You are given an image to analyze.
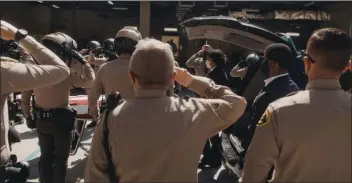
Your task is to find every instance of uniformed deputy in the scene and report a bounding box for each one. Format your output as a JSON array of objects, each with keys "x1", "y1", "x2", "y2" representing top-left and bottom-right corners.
[
  {"x1": 1, "y1": 20, "x2": 70, "y2": 171},
  {"x1": 100, "y1": 38, "x2": 118, "y2": 61},
  {"x1": 32, "y1": 32, "x2": 95, "y2": 183},
  {"x1": 185, "y1": 43, "x2": 212, "y2": 77},
  {"x1": 242, "y1": 28, "x2": 352, "y2": 182},
  {"x1": 82, "y1": 40, "x2": 108, "y2": 74},
  {"x1": 80, "y1": 40, "x2": 101, "y2": 56},
  {"x1": 84, "y1": 38, "x2": 247, "y2": 182},
  {"x1": 87, "y1": 40, "x2": 101, "y2": 51},
  {"x1": 230, "y1": 59, "x2": 248, "y2": 79},
  {"x1": 87, "y1": 27, "x2": 142, "y2": 127},
  {"x1": 230, "y1": 53, "x2": 261, "y2": 80}
]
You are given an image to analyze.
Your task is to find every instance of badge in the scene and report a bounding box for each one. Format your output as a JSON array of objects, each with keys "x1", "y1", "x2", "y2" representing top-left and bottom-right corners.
[{"x1": 257, "y1": 109, "x2": 271, "y2": 127}]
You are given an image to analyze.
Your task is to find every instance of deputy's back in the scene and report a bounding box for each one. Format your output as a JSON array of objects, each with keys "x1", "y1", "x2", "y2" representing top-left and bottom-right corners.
[
  {"x1": 242, "y1": 27, "x2": 352, "y2": 182},
  {"x1": 84, "y1": 38, "x2": 247, "y2": 182},
  {"x1": 271, "y1": 82, "x2": 351, "y2": 181},
  {"x1": 0, "y1": 30, "x2": 70, "y2": 167},
  {"x1": 87, "y1": 28, "x2": 142, "y2": 123},
  {"x1": 95, "y1": 56, "x2": 134, "y2": 99}
]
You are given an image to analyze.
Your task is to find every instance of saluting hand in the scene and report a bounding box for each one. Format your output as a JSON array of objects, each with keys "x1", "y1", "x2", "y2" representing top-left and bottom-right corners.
[
  {"x1": 0, "y1": 20, "x2": 18, "y2": 40},
  {"x1": 174, "y1": 67, "x2": 193, "y2": 87}
]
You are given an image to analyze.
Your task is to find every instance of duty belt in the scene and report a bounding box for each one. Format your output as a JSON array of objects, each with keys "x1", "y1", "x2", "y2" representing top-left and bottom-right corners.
[{"x1": 33, "y1": 107, "x2": 54, "y2": 121}]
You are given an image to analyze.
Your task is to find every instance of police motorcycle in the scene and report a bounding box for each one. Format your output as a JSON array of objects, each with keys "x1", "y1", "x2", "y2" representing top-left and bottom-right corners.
[{"x1": 179, "y1": 15, "x2": 306, "y2": 180}]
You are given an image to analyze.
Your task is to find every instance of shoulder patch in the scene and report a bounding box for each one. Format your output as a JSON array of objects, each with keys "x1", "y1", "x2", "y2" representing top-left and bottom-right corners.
[
  {"x1": 286, "y1": 91, "x2": 299, "y2": 97},
  {"x1": 1, "y1": 61, "x2": 16, "y2": 69},
  {"x1": 257, "y1": 109, "x2": 271, "y2": 127}
]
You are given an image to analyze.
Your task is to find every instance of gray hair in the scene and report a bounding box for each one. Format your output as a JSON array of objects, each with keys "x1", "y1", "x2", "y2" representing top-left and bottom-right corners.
[{"x1": 129, "y1": 38, "x2": 175, "y2": 88}]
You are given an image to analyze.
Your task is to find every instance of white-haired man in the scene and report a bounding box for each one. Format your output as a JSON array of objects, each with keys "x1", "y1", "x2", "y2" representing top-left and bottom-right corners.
[{"x1": 84, "y1": 38, "x2": 247, "y2": 182}]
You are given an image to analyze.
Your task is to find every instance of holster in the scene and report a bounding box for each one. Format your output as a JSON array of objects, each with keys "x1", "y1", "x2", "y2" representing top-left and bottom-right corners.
[{"x1": 34, "y1": 106, "x2": 77, "y2": 133}]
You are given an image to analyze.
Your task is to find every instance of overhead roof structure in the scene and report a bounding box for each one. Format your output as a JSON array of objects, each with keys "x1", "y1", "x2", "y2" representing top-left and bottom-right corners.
[{"x1": 24, "y1": 1, "x2": 336, "y2": 22}]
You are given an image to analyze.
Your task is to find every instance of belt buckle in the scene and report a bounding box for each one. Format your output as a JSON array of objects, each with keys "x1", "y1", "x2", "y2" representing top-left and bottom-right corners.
[{"x1": 42, "y1": 111, "x2": 51, "y2": 120}]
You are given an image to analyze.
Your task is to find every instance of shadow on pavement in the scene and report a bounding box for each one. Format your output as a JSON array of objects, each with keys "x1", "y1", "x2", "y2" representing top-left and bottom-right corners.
[
  {"x1": 80, "y1": 127, "x2": 95, "y2": 143},
  {"x1": 67, "y1": 157, "x2": 88, "y2": 183},
  {"x1": 27, "y1": 157, "x2": 39, "y2": 180},
  {"x1": 20, "y1": 130, "x2": 38, "y2": 141}
]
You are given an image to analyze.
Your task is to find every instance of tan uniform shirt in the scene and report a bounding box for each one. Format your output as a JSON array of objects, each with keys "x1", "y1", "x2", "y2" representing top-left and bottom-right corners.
[
  {"x1": 1, "y1": 36, "x2": 70, "y2": 167},
  {"x1": 33, "y1": 57, "x2": 95, "y2": 109},
  {"x1": 84, "y1": 53, "x2": 107, "y2": 74},
  {"x1": 84, "y1": 76, "x2": 247, "y2": 182},
  {"x1": 88, "y1": 55, "x2": 133, "y2": 120},
  {"x1": 21, "y1": 90, "x2": 33, "y2": 119},
  {"x1": 19, "y1": 47, "x2": 36, "y2": 119},
  {"x1": 186, "y1": 54, "x2": 207, "y2": 77},
  {"x1": 242, "y1": 79, "x2": 351, "y2": 182},
  {"x1": 18, "y1": 44, "x2": 36, "y2": 64}
]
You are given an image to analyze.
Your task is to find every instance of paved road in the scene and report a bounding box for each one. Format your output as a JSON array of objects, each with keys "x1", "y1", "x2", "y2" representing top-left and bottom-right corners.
[
  {"x1": 11, "y1": 121, "x2": 237, "y2": 183},
  {"x1": 12, "y1": 122, "x2": 94, "y2": 183}
]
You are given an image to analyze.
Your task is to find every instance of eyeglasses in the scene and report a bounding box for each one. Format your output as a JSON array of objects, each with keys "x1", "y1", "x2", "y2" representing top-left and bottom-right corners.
[{"x1": 301, "y1": 50, "x2": 316, "y2": 63}]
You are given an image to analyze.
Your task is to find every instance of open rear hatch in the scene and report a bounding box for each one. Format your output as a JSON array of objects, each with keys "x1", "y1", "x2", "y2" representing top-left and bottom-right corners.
[{"x1": 179, "y1": 16, "x2": 295, "y2": 53}]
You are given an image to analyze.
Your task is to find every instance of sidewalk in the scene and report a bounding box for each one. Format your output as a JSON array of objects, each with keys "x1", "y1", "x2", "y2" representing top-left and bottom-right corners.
[{"x1": 12, "y1": 122, "x2": 94, "y2": 183}]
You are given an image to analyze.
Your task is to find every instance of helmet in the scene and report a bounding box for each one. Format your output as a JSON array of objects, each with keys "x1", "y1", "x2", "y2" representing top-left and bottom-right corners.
[
  {"x1": 201, "y1": 44, "x2": 212, "y2": 51},
  {"x1": 102, "y1": 38, "x2": 115, "y2": 52},
  {"x1": 114, "y1": 27, "x2": 142, "y2": 55},
  {"x1": 42, "y1": 32, "x2": 85, "y2": 64},
  {"x1": 87, "y1": 40, "x2": 101, "y2": 51},
  {"x1": 245, "y1": 53, "x2": 260, "y2": 66},
  {"x1": 42, "y1": 32, "x2": 78, "y2": 51}
]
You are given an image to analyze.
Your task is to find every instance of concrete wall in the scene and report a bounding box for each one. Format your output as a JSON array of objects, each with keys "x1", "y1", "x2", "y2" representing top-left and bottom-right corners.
[
  {"x1": 322, "y1": 2, "x2": 352, "y2": 35},
  {"x1": 1, "y1": 2, "x2": 51, "y2": 35},
  {"x1": 0, "y1": 2, "x2": 176, "y2": 46}
]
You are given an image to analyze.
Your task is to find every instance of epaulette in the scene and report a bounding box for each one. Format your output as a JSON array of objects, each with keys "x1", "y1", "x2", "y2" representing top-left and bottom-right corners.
[{"x1": 286, "y1": 91, "x2": 299, "y2": 97}]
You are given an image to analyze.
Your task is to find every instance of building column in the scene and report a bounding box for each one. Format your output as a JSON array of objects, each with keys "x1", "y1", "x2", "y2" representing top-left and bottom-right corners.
[
  {"x1": 322, "y1": 2, "x2": 352, "y2": 35},
  {"x1": 29, "y1": 5, "x2": 51, "y2": 35},
  {"x1": 139, "y1": 1, "x2": 151, "y2": 37}
]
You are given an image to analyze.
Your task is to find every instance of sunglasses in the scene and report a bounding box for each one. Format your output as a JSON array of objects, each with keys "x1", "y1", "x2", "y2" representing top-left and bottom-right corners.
[{"x1": 301, "y1": 50, "x2": 316, "y2": 63}]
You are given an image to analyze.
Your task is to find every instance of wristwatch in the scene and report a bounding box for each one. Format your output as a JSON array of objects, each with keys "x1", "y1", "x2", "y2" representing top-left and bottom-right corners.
[{"x1": 14, "y1": 29, "x2": 28, "y2": 42}]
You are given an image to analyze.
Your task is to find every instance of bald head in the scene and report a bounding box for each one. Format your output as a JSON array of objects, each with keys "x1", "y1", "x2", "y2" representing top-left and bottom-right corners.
[
  {"x1": 307, "y1": 28, "x2": 351, "y2": 72},
  {"x1": 129, "y1": 38, "x2": 175, "y2": 89}
]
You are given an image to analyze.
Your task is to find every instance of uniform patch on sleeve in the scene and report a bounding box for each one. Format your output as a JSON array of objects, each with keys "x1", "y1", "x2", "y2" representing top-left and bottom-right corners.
[
  {"x1": 286, "y1": 91, "x2": 299, "y2": 97},
  {"x1": 1, "y1": 61, "x2": 16, "y2": 69},
  {"x1": 257, "y1": 109, "x2": 271, "y2": 127}
]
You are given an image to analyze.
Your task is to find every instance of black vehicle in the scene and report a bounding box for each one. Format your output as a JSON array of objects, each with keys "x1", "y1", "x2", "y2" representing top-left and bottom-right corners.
[
  {"x1": 179, "y1": 15, "x2": 307, "y2": 179},
  {"x1": 179, "y1": 15, "x2": 307, "y2": 92}
]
